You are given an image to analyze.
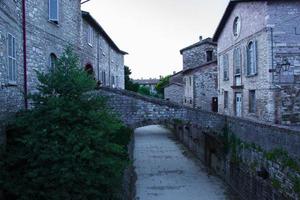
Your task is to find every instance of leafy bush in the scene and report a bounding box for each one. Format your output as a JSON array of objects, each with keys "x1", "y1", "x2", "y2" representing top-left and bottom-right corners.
[{"x1": 0, "y1": 48, "x2": 131, "y2": 200}]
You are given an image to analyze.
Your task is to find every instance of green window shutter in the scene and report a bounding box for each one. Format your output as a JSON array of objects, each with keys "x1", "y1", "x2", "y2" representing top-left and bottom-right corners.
[{"x1": 253, "y1": 40, "x2": 258, "y2": 74}]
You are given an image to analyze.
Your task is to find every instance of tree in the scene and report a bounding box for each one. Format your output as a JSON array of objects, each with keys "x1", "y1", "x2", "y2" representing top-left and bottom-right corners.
[
  {"x1": 124, "y1": 66, "x2": 139, "y2": 92},
  {"x1": 138, "y1": 86, "x2": 151, "y2": 96},
  {"x1": 155, "y1": 75, "x2": 171, "y2": 98},
  {"x1": 0, "y1": 48, "x2": 131, "y2": 200}
]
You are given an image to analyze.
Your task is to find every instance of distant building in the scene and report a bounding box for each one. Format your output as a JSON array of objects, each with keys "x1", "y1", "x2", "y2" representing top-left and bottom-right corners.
[
  {"x1": 182, "y1": 61, "x2": 218, "y2": 111},
  {"x1": 213, "y1": 0, "x2": 300, "y2": 125},
  {"x1": 180, "y1": 37, "x2": 217, "y2": 70},
  {"x1": 134, "y1": 78, "x2": 159, "y2": 94},
  {"x1": 164, "y1": 71, "x2": 184, "y2": 104},
  {"x1": 180, "y1": 37, "x2": 218, "y2": 110},
  {"x1": 81, "y1": 11, "x2": 127, "y2": 89}
]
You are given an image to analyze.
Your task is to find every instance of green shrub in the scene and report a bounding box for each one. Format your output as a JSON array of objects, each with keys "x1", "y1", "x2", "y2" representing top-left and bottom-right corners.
[{"x1": 0, "y1": 48, "x2": 131, "y2": 200}]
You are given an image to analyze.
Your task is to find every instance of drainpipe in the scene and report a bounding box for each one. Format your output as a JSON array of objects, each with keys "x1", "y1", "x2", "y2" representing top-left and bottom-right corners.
[{"x1": 22, "y1": 0, "x2": 28, "y2": 109}]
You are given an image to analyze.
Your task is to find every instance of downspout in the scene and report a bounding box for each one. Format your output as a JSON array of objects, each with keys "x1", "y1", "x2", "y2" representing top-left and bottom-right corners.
[
  {"x1": 108, "y1": 48, "x2": 111, "y2": 87},
  {"x1": 22, "y1": 0, "x2": 28, "y2": 109}
]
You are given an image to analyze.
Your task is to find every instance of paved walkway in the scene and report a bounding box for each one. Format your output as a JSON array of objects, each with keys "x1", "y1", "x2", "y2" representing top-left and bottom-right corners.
[{"x1": 134, "y1": 125, "x2": 235, "y2": 200}]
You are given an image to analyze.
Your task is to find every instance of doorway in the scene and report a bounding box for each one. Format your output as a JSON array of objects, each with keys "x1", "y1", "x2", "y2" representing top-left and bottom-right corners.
[
  {"x1": 235, "y1": 93, "x2": 242, "y2": 117},
  {"x1": 211, "y1": 97, "x2": 218, "y2": 113}
]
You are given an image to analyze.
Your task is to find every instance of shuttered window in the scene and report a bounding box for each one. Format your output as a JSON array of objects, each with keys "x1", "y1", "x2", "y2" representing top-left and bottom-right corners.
[
  {"x1": 49, "y1": 0, "x2": 59, "y2": 22},
  {"x1": 223, "y1": 54, "x2": 229, "y2": 81},
  {"x1": 8, "y1": 33, "x2": 17, "y2": 83},
  {"x1": 247, "y1": 41, "x2": 258, "y2": 76}
]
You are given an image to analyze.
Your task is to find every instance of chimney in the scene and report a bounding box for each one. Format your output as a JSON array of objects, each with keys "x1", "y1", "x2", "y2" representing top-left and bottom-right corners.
[
  {"x1": 199, "y1": 36, "x2": 203, "y2": 41},
  {"x1": 173, "y1": 71, "x2": 176, "y2": 75}
]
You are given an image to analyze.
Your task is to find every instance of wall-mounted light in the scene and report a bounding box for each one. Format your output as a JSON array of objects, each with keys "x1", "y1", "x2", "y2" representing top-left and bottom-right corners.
[{"x1": 270, "y1": 58, "x2": 291, "y2": 73}]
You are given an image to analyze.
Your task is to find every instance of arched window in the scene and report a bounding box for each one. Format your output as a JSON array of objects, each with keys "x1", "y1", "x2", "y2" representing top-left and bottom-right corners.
[
  {"x1": 85, "y1": 64, "x2": 94, "y2": 76},
  {"x1": 49, "y1": 53, "x2": 57, "y2": 69},
  {"x1": 247, "y1": 41, "x2": 257, "y2": 75},
  {"x1": 234, "y1": 48, "x2": 242, "y2": 86},
  {"x1": 233, "y1": 48, "x2": 241, "y2": 75},
  {"x1": 233, "y1": 17, "x2": 241, "y2": 37}
]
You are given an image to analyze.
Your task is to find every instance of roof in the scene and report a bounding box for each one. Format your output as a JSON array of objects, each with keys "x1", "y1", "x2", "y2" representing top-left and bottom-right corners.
[
  {"x1": 182, "y1": 60, "x2": 217, "y2": 75},
  {"x1": 82, "y1": 11, "x2": 128, "y2": 55},
  {"x1": 162, "y1": 82, "x2": 184, "y2": 89},
  {"x1": 134, "y1": 79, "x2": 160, "y2": 85},
  {"x1": 180, "y1": 38, "x2": 217, "y2": 54},
  {"x1": 212, "y1": 0, "x2": 279, "y2": 42}
]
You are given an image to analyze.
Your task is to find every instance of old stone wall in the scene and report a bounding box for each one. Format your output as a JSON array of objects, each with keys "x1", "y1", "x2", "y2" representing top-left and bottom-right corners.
[
  {"x1": 0, "y1": 0, "x2": 24, "y2": 144},
  {"x1": 267, "y1": 1, "x2": 300, "y2": 125},
  {"x1": 185, "y1": 62, "x2": 218, "y2": 111},
  {"x1": 81, "y1": 15, "x2": 125, "y2": 89},
  {"x1": 164, "y1": 83, "x2": 183, "y2": 104},
  {"x1": 181, "y1": 40, "x2": 217, "y2": 70},
  {"x1": 25, "y1": 0, "x2": 82, "y2": 94}
]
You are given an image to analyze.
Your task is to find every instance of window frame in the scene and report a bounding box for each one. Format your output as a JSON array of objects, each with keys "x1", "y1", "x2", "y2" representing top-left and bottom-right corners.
[
  {"x1": 49, "y1": 53, "x2": 57, "y2": 70},
  {"x1": 233, "y1": 16, "x2": 241, "y2": 38},
  {"x1": 88, "y1": 25, "x2": 93, "y2": 46},
  {"x1": 49, "y1": 0, "x2": 59, "y2": 23},
  {"x1": 223, "y1": 54, "x2": 229, "y2": 81},
  {"x1": 7, "y1": 33, "x2": 17, "y2": 84},
  {"x1": 224, "y1": 91, "x2": 228, "y2": 109},
  {"x1": 246, "y1": 41, "x2": 258, "y2": 76},
  {"x1": 249, "y1": 90, "x2": 256, "y2": 113}
]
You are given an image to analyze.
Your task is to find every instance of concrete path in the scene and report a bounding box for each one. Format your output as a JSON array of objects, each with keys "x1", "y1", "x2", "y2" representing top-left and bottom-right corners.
[{"x1": 134, "y1": 125, "x2": 235, "y2": 200}]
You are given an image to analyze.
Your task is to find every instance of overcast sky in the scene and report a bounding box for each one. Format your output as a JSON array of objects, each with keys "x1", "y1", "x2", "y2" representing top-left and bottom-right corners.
[{"x1": 82, "y1": 0, "x2": 229, "y2": 79}]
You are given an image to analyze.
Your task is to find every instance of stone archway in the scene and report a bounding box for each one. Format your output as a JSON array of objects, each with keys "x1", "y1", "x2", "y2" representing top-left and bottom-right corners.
[{"x1": 85, "y1": 63, "x2": 95, "y2": 77}]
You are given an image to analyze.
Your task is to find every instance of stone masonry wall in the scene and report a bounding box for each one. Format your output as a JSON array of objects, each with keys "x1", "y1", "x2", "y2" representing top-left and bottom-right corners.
[
  {"x1": 164, "y1": 84, "x2": 184, "y2": 104},
  {"x1": 81, "y1": 16, "x2": 125, "y2": 89},
  {"x1": 186, "y1": 62, "x2": 218, "y2": 111},
  {"x1": 217, "y1": 1, "x2": 277, "y2": 123},
  {"x1": 267, "y1": 1, "x2": 300, "y2": 125},
  {"x1": 25, "y1": 0, "x2": 82, "y2": 94},
  {"x1": 0, "y1": 0, "x2": 24, "y2": 144},
  {"x1": 182, "y1": 40, "x2": 217, "y2": 70}
]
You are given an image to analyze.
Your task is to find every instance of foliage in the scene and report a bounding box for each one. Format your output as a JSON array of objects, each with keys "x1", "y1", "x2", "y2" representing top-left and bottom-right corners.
[
  {"x1": 124, "y1": 66, "x2": 139, "y2": 92},
  {"x1": 155, "y1": 75, "x2": 171, "y2": 98},
  {"x1": 138, "y1": 85, "x2": 151, "y2": 96},
  {"x1": 0, "y1": 48, "x2": 131, "y2": 200}
]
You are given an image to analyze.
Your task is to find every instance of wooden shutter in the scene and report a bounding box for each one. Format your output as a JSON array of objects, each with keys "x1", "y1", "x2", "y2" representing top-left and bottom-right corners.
[{"x1": 253, "y1": 40, "x2": 258, "y2": 74}]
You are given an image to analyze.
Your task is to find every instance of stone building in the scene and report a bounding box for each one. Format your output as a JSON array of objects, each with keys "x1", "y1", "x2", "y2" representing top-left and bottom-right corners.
[
  {"x1": 180, "y1": 37, "x2": 217, "y2": 70},
  {"x1": 182, "y1": 61, "x2": 218, "y2": 112},
  {"x1": 134, "y1": 78, "x2": 159, "y2": 94},
  {"x1": 0, "y1": 0, "x2": 24, "y2": 144},
  {"x1": 180, "y1": 37, "x2": 218, "y2": 110},
  {"x1": 213, "y1": 0, "x2": 300, "y2": 125},
  {"x1": 81, "y1": 11, "x2": 127, "y2": 89},
  {"x1": 164, "y1": 71, "x2": 184, "y2": 104},
  {"x1": 0, "y1": 0, "x2": 127, "y2": 144}
]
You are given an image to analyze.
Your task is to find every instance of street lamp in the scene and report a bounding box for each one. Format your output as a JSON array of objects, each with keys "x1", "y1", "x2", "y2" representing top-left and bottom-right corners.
[{"x1": 274, "y1": 58, "x2": 291, "y2": 73}]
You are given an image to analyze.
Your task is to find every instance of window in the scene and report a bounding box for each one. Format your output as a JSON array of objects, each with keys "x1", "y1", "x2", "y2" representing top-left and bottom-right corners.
[
  {"x1": 116, "y1": 76, "x2": 119, "y2": 87},
  {"x1": 8, "y1": 33, "x2": 17, "y2": 83},
  {"x1": 247, "y1": 41, "x2": 257, "y2": 76},
  {"x1": 49, "y1": 0, "x2": 59, "y2": 23},
  {"x1": 101, "y1": 71, "x2": 106, "y2": 85},
  {"x1": 224, "y1": 91, "x2": 228, "y2": 109},
  {"x1": 223, "y1": 54, "x2": 229, "y2": 81},
  {"x1": 206, "y1": 50, "x2": 213, "y2": 62},
  {"x1": 88, "y1": 26, "x2": 93, "y2": 46},
  {"x1": 233, "y1": 17, "x2": 241, "y2": 37},
  {"x1": 249, "y1": 90, "x2": 256, "y2": 113},
  {"x1": 49, "y1": 53, "x2": 57, "y2": 69},
  {"x1": 233, "y1": 48, "x2": 242, "y2": 86},
  {"x1": 189, "y1": 76, "x2": 192, "y2": 86}
]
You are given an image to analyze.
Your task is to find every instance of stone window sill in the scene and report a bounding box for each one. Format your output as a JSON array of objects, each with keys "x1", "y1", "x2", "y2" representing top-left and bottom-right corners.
[
  {"x1": 48, "y1": 20, "x2": 60, "y2": 27},
  {"x1": 246, "y1": 73, "x2": 258, "y2": 78}
]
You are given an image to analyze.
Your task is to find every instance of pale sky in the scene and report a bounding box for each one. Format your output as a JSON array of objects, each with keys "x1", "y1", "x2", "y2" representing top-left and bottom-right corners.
[{"x1": 82, "y1": 0, "x2": 229, "y2": 79}]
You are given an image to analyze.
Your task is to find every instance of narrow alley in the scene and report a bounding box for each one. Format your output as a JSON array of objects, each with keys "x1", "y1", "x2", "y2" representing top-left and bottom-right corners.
[{"x1": 134, "y1": 125, "x2": 236, "y2": 200}]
